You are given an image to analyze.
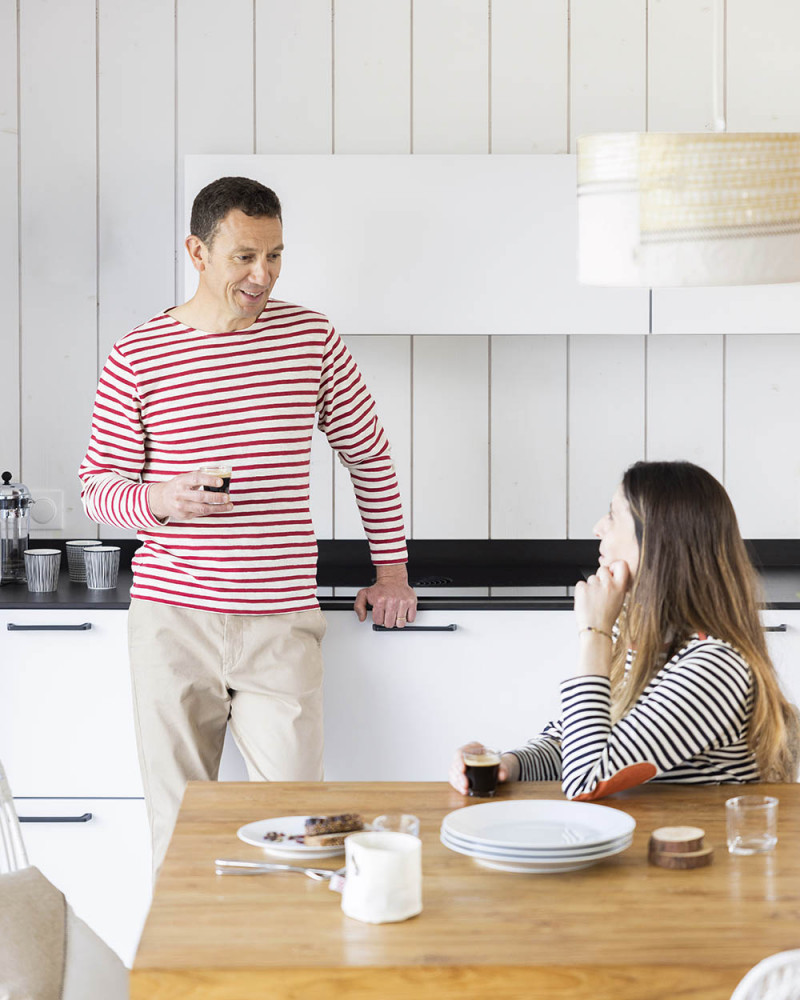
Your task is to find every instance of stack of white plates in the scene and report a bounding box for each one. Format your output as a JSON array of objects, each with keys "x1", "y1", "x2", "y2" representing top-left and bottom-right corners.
[{"x1": 440, "y1": 800, "x2": 636, "y2": 873}]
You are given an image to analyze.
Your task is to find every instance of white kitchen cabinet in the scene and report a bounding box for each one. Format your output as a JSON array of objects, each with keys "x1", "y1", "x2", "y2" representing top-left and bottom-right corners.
[
  {"x1": 322, "y1": 608, "x2": 578, "y2": 780},
  {"x1": 762, "y1": 610, "x2": 800, "y2": 709},
  {"x1": 0, "y1": 609, "x2": 142, "y2": 797},
  {"x1": 15, "y1": 797, "x2": 150, "y2": 968}
]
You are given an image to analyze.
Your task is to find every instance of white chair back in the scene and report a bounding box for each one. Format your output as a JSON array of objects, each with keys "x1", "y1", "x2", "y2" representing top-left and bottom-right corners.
[
  {"x1": 0, "y1": 757, "x2": 29, "y2": 874},
  {"x1": 731, "y1": 950, "x2": 800, "y2": 1000}
]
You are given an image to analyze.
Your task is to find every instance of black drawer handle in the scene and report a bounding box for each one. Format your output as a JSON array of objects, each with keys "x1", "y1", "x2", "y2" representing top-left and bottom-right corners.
[
  {"x1": 763, "y1": 624, "x2": 788, "y2": 633},
  {"x1": 19, "y1": 813, "x2": 93, "y2": 823},
  {"x1": 372, "y1": 624, "x2": 458, "y2": 632},
  {"x1": 7, "y1": 623, "x2": 93, "y2": 631}
]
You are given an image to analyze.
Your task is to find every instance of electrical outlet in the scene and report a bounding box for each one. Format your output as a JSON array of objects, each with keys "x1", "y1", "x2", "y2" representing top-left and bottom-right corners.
[{"x1": 30, "y1": 488, "x2": 64, "y2": 531}]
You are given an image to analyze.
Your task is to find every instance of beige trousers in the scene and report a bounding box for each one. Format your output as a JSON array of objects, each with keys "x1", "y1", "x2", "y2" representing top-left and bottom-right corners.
[{"x1": 127, "y1": 598, "x2": 327, "y2": 876}]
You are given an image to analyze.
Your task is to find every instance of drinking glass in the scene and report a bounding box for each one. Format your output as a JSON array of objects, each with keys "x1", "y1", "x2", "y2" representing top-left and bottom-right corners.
[{"x1": 726, "y1": 795, "x2": 778, "y2": 855}]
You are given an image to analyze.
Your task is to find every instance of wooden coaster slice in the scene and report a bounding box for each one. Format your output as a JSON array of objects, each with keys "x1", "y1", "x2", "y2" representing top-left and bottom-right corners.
[
  {"x1": 649, "y1": 845, "x2": 714, "y2": 870},
  {"x1": 649, "y1": 826, "x2": 706, "y2": 854}
]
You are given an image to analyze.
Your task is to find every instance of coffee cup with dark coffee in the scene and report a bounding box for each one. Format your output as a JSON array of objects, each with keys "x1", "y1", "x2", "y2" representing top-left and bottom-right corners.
[
  {"x1": 463, "y1": 746, "x2": 502, "y2": 798},
  {"x1": 199, "y1": 465, "x2": 233, "y2": 497}
]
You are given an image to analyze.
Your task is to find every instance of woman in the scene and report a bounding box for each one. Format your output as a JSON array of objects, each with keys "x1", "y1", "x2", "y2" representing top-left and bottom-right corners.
[{"x1": 450, "y1": 461, "x2": 799, "y2": 800}]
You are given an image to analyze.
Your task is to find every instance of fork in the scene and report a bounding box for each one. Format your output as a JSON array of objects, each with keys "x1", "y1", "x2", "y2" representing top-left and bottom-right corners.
[{"x1": 214, "y1": 858, "x2": 337, "y2": 881}]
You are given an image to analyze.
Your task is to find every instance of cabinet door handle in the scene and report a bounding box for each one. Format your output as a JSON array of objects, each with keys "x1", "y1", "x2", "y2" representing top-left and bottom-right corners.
[
  {"x1": 7, "y1": 623, "x2": 93, "y2": 631},
  {"x1": 372, "y1": 624, "x2": 458, "y2": 632},
  {"x1": 19, "y1": 813, "x2": 93, "y2": 823},
  {"x1": 763, "y1": 624, "x2": 788, "y2": 633}
]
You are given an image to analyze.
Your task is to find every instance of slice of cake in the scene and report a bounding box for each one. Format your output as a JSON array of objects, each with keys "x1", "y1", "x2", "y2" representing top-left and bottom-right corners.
[{"x1": 303, "y1": 813, "x2": 364, "y2": 846}]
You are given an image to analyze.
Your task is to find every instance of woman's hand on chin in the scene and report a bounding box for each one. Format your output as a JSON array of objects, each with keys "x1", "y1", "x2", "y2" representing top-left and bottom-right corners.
[{"x1": 575, "y1": 559, "x2": 630, "y2": 635}]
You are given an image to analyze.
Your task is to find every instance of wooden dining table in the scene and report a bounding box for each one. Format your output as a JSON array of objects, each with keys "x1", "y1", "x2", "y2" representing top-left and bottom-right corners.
[{"x1": 131, "y1": 780, "x2": 800, "y2": 1000}]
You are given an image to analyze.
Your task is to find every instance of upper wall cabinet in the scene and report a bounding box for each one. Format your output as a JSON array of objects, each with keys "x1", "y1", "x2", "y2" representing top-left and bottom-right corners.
[
  {"x1": 185, "y1": 154, "x2": 648, "y2": 336},
  {"x1": 652, "y1": 285, "x2": 800, "y2": 335}
]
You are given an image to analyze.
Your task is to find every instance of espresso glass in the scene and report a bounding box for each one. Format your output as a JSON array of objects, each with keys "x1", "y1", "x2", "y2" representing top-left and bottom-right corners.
[
  {"x1": 199, "y1": 465, "x2": 232, "y2": 495},
  {"x1": 463, "y1": 746, "x2": 502, "y2": 798}
]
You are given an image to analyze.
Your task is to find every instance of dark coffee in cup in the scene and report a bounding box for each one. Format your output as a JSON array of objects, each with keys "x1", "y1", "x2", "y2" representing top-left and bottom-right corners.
[
  {"x1": 463, "y1": 750, "x2": 501, "y2": 798},
  {"x1": 200, "y1": 466, "x2": 232, "y2": 494}
]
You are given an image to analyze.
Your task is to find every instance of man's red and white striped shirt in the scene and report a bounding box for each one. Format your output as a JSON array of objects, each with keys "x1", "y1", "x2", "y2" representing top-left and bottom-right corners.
[{"x1": 79, "y1": 301, "x2": 408, "y2": 615}]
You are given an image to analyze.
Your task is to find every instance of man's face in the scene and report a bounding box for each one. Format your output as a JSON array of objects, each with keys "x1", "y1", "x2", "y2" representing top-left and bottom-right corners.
[{"x1": 193, "y1": 209, "x2": 284, "y2": 330}]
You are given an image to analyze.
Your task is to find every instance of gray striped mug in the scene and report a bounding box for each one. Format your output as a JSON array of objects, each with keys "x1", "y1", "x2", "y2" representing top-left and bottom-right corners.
[
  {"x1": 24, "y1": 549, "x2": 61, "y2": 592},
  {"x1": 84, "y1": 545, "x2": 121, "y2": 590}
]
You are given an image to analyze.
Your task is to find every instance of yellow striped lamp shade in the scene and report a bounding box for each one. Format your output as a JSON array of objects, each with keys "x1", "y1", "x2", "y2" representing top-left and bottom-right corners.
[{"x1": 577, "y1": 132, "x2": 800, "y2": 287}]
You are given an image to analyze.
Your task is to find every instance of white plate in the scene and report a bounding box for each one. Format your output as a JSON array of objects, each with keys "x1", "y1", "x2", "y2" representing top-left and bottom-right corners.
[
  {"x1": 441, "y1": 826, "x2": 634, "y2": 859},
  {"x1": 237, "y1": 816, "x2": 350, "y2": 859},
  {"x1": 442, "y1": 799, "x2": 635, "y2": 851},
  {"x1": 440, "y1": 831, "x2": 633, "y2": 872}
]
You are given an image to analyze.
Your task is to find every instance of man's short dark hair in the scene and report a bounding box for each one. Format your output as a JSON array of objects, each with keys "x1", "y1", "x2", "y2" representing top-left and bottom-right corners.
[{"x1": 190, "y1": 176, "x2": 282, "y2": 246}]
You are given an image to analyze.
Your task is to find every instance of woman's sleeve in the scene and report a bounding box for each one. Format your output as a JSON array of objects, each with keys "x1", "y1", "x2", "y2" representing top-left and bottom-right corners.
[
  {"x1": 559, "y1": 643, "x2": 753, "y2": 801},
  {"x1": 506, "y1": 719, "x2": 564, "y2": 781}
]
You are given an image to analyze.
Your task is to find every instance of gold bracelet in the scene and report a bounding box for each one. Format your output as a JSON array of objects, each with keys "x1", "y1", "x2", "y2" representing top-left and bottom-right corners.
[{"x1": 578, "y1": 626, "x2": 613, "y2": 641}]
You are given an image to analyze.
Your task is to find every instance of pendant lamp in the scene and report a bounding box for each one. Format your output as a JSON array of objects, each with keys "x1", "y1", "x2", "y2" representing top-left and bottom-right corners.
[{"x1": 576, "y1": 3, "x2": 800, "y2": 287}]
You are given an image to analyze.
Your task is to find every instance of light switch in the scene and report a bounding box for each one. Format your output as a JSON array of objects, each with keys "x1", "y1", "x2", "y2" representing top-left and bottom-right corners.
[{"x1": 30, "y1": 489, "x2": 64, "y2": 531}]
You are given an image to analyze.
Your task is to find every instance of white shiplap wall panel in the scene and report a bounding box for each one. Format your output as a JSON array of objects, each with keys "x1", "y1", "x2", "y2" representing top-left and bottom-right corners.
[
  {"x1": 727, "y1": 0, "x2": 800, "y2": 131},
  {"x1": 176, "y1": 0, "x2": 254, "y2": 300},
  {"x1": 334, "y1": 0, "x2": 410, "y2": 153},
  {"x1": 19, "y1": 0, "x2": 96, "y2": 537},
  {"x1": 652, "y1": 286, "x2": 800, "y2": 335},
  {"x1": 568, "y1": 336, "x2": 646, "y2": 537},
  {"x1": 255, "y1": 0, "x2": 332, "y2": 154},
  {"x1": 255, "y1": 1, "x2": 334, "y2": 534},
  {"x1": 0, "y1": 0, "x2": 19, "y2": 478},
  {"x1": 491, "y1": 0, "x2": 568, "y2": 153},
  {"x1": 648, "y1": 0, "x2": 715, "y2": 132},
  {"x1": 491, "y1": 336, "x2": 567, "y2": 538},
  {"x1": 646, "y1": 335, "x2": 724, "y2": 482},
  {"x1": 570, "y1": 0, "x2": 647, "y2": 150},
  {"x1": 413, "y1": 337, "x2": 489, "y2": 537},
  {"x1": 333, "y1": 336, "x2": 411, "y2": 538},
  {"x1": 98, "y1": 0, "x2": 175, "y2": 364},
  {"x1": 726, "y1": 336, "x2": 800, "y2": 538},
  {"x1": 413, "y1": 0, "x2": 489, "y2": 152}
]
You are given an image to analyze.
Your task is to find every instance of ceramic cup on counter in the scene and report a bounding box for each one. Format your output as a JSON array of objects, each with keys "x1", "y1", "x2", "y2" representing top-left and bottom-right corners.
[
  {"x1": 23, "y1": 549, "x2": 61, "y2": 593},
  {"x1": 84, "y1": 545, "x2": 121, "y2": 590},
  {"x1": 341, "y1": 831, "x2": 422, "y2": 924},
  {"x1": 65, "y1": 539, "x2": 103, "y2": 583}
]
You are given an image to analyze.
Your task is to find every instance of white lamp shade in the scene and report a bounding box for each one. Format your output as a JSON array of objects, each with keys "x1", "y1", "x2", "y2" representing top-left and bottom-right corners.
[{"x1": 577, "y1": 132, "x2": 800, "y2": 287}]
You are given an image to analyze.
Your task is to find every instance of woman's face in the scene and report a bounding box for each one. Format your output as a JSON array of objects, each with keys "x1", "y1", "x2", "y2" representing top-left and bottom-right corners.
[{"x1": 593, "y1": 484, "x2": 640, "y2": 578}]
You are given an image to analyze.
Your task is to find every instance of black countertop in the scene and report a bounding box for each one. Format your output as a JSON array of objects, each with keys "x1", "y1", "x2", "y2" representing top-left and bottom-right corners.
[{"x1": 2, "y1": 539, "x2": 800, "y2": 611}]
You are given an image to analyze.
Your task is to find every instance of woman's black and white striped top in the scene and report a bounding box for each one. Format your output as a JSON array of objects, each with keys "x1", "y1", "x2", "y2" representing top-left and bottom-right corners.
[{"x1": 508, "y1": 634, "x2": 759, "y2": 801}]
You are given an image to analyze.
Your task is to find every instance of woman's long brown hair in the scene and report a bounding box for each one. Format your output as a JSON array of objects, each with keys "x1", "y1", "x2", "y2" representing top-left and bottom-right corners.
[{"x1": 611, "y1": 461, "x2": 799, "y2": 782}]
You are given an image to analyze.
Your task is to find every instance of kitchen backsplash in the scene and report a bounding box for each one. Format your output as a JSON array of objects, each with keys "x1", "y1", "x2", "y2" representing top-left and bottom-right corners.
[{"x1": 3, "y1": 1, "x2": 800, "y2": 541}]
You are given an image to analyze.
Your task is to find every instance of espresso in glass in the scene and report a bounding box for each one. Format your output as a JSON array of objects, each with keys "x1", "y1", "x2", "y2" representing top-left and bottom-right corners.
[
  {"x1": 463, "y1": 748, "x2": 501, "y2": 798},
  {"x1": 199, "y1": 466, "x2": 232, "y2": 494}
]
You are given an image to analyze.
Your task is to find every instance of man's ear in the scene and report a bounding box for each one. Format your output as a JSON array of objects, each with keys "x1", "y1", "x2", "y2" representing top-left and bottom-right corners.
[{"x1": 185, "y1": 234, "x2": 207, "y2": 273}]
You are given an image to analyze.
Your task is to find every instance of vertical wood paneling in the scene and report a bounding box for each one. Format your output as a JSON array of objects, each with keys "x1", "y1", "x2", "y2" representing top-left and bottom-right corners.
[
  {"x1": 255, "y1": 0, "x2": 332, "y2": 153},
  {"x1": 491, "y1": 337, "x2": 567, "y2": 538},
  {"x1": 568, "y1": 336, "x2": 645, "y2": 537},
  {"x1": 0, "y1": 0, "x2": 19, "y2": 478},
  {"x1": 491, "y1": 0, "x2": 568, "y2": 153},
  {"x1": 98, "y1": 0, "x2": 175, "y2": 365},
  {"x1": 334, "y1": 0, "x2": 411, "y2": 153},
  {"x1": 176, "y1": 0, "x2": 254, "y2": 300},
  {"x1": 413, "y1": 0, "x2": 489, "y2": 152},
  {"x1": 570, "y1": 0, "x2": 646, "y2": 151},
  {"x1": 413, "y1": 337, "x2": 488, "y2": 537},
  {"x1": 648, "y1": 0, "x2": 715, "y2": 131},
  {"x1": 646, "y1": 336, "x2": 724, "y2": 481},
  {"x1": 19, "y1": 0, "x2": 96, "y2": 537},
  {"x1": 727, "y1": 0, "x2": 800, "y2": 131},
  {"x1": 333, "y1": 336, "x2": 411, "y2": 538},
  {"x1": 725, "y1": 336, "x2": 800, "y2": 538}
]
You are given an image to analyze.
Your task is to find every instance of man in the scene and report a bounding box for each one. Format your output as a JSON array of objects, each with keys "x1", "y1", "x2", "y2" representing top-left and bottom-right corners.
[{"x1": 79, "y1": 176, "x2": 416, "y2": 874}]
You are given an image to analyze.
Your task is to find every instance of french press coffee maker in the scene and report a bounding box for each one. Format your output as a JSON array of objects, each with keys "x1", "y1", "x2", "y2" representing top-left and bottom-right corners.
[{"x1": 0, "y1": 471, "x2": 35, "y2": 584}]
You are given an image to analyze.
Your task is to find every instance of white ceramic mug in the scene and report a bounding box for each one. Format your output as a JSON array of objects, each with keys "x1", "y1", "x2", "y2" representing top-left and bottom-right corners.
[{"x1": 341, "y1": 831, "x2": 422, "y2": 924}]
